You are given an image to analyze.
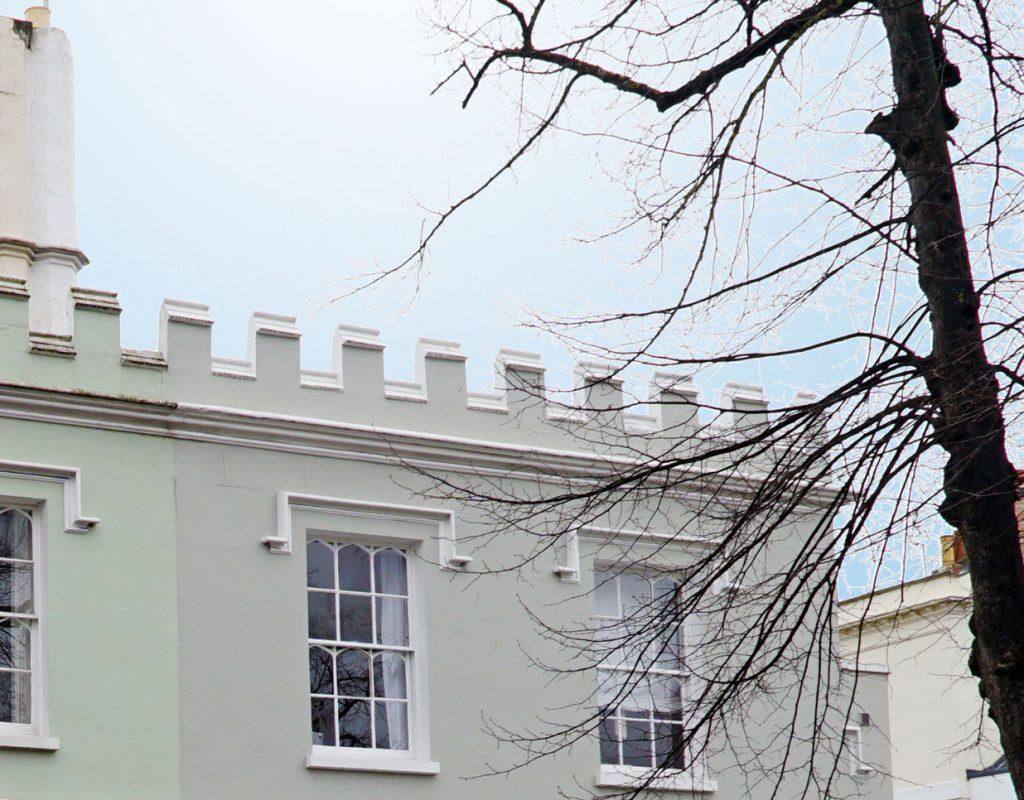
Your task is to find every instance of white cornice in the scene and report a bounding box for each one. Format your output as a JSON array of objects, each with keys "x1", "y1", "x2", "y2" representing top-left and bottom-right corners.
[{"x1": 0, "y1": 382, "x2": 838, "y2": 509}]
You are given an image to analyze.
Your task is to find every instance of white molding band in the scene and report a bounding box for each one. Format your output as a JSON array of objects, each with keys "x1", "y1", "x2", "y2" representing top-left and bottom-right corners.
[
  {"x1": 263, "y1": 491, "x2": 473, "y2": 570},
  {"x1": 894, "y1": 780, "x2": 968, "y2": 800},
  {"x1": 306, "y1": 747, "x2": 439, "y2": 775},
  {"x1": 0, "y1": 459, "x2": 99, "y2": 533},
  {"x1": 0, "y1": 732, "x2": 60, "y2": 752},
  {"x1": 839, "y1": 659, "x2": 890, "y2": 675},
  {"x1": 0, "y1": 383, "x2": 840, "y2": 510},
  {"x1": 595, "y1": 764, "x2": 717, "y2": 794}
]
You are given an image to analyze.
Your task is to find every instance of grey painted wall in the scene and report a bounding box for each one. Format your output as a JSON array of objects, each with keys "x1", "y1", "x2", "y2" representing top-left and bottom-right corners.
[{"x1": 170, "y1": 436, "x2": 891, "y2": 800}]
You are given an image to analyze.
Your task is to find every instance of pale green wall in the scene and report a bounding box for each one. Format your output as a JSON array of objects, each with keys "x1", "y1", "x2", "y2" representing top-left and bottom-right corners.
[
  {"x1": 0, "y1": 420, "x2": 179, "y2": 800},
  {"x1": 0, "y1": 290, "x2": 179, "y2": 800}
]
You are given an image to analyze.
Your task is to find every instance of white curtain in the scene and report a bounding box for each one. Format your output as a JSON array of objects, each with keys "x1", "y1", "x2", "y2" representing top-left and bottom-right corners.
[{"x1": 376, "y1": 551, "x2": 409, "y2": 749}]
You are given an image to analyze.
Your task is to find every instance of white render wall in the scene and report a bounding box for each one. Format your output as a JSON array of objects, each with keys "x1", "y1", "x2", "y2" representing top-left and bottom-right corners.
[
  {"x1": 840, "y1": 571, "x2": 1002, "y2": 800},
  {"x1": 0, "y1": 16, "x2": 82, "y2": 337},
  {"x1": 26, "y1": 25, "x2": 77, "y2": 252},
  {"x1": 0, "y1": 20, "x2": 31, "y2": 251}
]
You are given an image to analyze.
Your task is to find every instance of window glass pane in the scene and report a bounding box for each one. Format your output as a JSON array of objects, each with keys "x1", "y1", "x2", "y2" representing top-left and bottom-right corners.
[
  {"x1": 306, "y1": 541, "x2": 334, "y2": 590},
  {"x1": 596, "y1": 668, "x2": 624, "y2": 712},
  {"x1": 599, "y1": 714, "x2": 620, "y2": 765},
  {"x1": 307, "y1": 591, "x2": 336, "y2": 641},
  {"x1": 373, "y1": 652, "x2": 407, "y2": 699},
  {"x1": 0, "y1": 562, "x2": 33, "y2": 615},
  {"x1": 595, "y1": 618, "x2": 629, "y2": 667},
  {"x1": 622, "y1": 716, "x2": 652, "y2": 767},
  {"x1": 375, "y1": 597, "x2": 408, "y2": 646},
  {"x1": 653, "y1": 576, "x2": 678, "y2": 603},
  {"x1": 311, "y1": 697, "x2": 336, "y2": 746},
  {"x1": 622, "y1": 687, "x2": 651, "y2": 715},
  {"x1": 309, "y1": 647, "x2": 333, "y2": 695},
  {"x1": 336, "y1": 649, "x2": 371, "y2": 698},
  {"x1": 0, "y1": 619, "x2": 30, "y2": 670},
  {"x1": 0, "y1": 510, "x2": 31, "y2": 561},
  {"x1": 655, "y1": 721, "x2": 686, "y2": 769},
  {"x1": 375, "y1": 701, "x2": 409, "y2": 750},
  {"x1": 338, "y1": 545, "x2": 371, "y2": 593},
  {"x1": 654, "y1": 623, "x2": 684, "y2": 670},
  {"x1": 594, "y1": 570, "x2": 618, "y2": 617},
  {"x1": 621, "y1": 573, "x2": 651, "y2": 618},
  {"x1": 338, "y1": 594, "x2": 373, "y2": 643},
  {"x1": 337, "y1": 698, "x2": 372, "y2": 748},
  {"x1": 374, "y1": 549, "x2": 407, "y2": 596},
  {"x1": 0, "y1": 669, "x2": 31, "y2": 724},
  {"x1": 651, "y1": 675, "x2": 683, "y2": 718}
]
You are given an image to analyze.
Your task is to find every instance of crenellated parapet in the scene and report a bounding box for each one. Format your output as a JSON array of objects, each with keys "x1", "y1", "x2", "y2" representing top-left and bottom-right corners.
[
  {"x1": 0, "y1": 282, "x2": 818, "y2": 453},
  {"x1": 0, "y1": 280, "x2": 164, "y2": 401}
]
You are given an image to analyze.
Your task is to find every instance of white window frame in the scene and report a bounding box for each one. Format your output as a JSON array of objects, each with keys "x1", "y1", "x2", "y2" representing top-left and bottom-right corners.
[
  {"x1": 590, "y1": 559, "x2": 716, "y2": 794},
  {"x1": 293, "y1": 497, "x2": 439, "y2": 776},
  {"x1": 0, "y1": 501, "x2": 57, "y2": 751},
  {"x1": 844, "y1": 725, "x2": 873, "y2": 777},
  {"x1": 594, "y1": 568, "x2": 689, "y2": 767}
]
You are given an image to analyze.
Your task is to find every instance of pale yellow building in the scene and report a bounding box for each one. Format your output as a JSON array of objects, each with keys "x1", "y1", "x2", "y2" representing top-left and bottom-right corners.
[{"x1": 839, "y1": 539, "x2": 1012, "y2": 800}]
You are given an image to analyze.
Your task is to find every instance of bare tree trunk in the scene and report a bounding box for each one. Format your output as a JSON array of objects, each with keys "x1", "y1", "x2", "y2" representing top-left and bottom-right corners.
[{"x1": 871, "y1": 0, "x2": 1024, "y2": 792}]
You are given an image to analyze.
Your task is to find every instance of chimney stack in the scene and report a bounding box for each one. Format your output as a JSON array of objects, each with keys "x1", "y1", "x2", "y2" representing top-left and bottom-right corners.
[{"x1": 0, "y1": 6, "x2": 86, "y2": 339}]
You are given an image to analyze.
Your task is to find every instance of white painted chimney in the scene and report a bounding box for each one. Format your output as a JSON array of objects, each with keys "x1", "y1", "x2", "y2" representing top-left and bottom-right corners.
[{"x1": 0, "y1": 6, "x2": 86, "y2": 339}]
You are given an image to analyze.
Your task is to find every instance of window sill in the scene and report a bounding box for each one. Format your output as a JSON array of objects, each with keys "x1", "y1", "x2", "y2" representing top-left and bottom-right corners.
[
  {"x1": 0, "y1": 733, "x2": 60, "y2": 752},
  {"x1": 596, "y1": 765, "x2": 717, "y2": 793},
  {"x1": 306, "y1": 749, "x2": 439, "y2": 775}
]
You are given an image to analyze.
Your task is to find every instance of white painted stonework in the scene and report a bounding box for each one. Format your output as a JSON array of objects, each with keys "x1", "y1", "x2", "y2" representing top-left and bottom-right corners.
[{"x1": 0, "y1": 16, "x2": 82, "y2": 337}]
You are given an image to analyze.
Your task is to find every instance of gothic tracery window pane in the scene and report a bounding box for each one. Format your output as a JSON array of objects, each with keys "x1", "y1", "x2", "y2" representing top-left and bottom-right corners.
[{"x1": 306, "y1": 540, "x2": 412, "y2": 752}]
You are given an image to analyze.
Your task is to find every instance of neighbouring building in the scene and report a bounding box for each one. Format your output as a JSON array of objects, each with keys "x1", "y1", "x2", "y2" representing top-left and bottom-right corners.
[
  {"x1": 0, "y1": 8, "x2": 892, "y2": 800},
  {"x1": 839, "y1": 526, "x2": 1023, "y2": 800}
]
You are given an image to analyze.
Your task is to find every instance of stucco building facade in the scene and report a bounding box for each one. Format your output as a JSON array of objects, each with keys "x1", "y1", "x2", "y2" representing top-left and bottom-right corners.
[
  {"x1": 839, "y1": 533, "x2": 1021, "y2": 800},
  {"x1": 0, "y1": 9, "x2": 892, "y2": 799}
]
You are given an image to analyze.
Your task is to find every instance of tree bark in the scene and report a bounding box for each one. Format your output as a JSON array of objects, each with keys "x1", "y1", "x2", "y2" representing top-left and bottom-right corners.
[{"x1": 871, "y1": 0, "x2": 1024, "y2": 793}]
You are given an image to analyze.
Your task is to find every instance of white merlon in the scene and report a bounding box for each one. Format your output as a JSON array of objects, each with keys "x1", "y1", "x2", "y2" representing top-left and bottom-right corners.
[
  {"x1": 575, "y1": 359, "x2": 624, "y2": 387},
  {"x1": 496, "y1": 348, "x2": 545, "y2": 375},
  {"x1": 334, "y1": 324, "x2": 384, "y2": 351},
  {"x1": 722, "y1": 381, "x2": 768, "y2": 411},
  {"x1": 250, "y1": 311, "x2": 301, "y2": 340},
  {"x1": 721, "y1": 381, "x2": 769, "y2": 431},
  {"x1": 652, "y1": 370, "x2": 698, "y2": 398},
  {"x1": 70, "y1": 286, "x2": 120, "y2": 314},
  {"x1": 27, "y1": 25, "x2": 77, "y2": 251},
  {"x1": 415, "y1": 337, "x2": 467, "y2": 363},
  {"x1": 161, "y1": 298, "x2": 214, "y2": 326},
  {"x1": 651, "y1": 371, "x2": 700, "y2": 430}
]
